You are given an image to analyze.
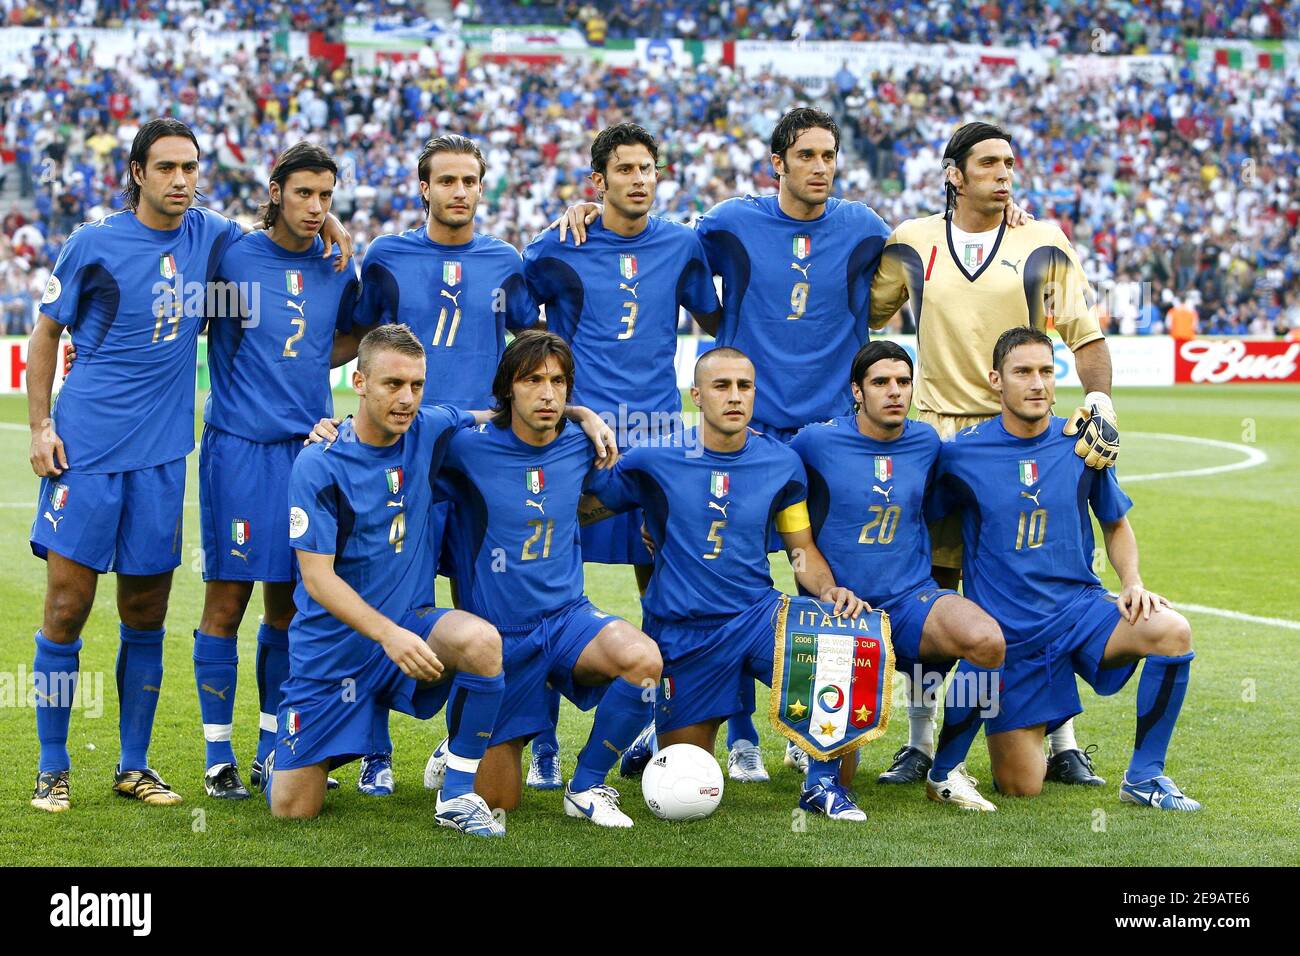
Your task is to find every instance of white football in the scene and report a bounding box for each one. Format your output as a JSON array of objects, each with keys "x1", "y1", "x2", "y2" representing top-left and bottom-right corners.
[{"x1": 641, "y1": 743, "x2": 725, "y2": 821}]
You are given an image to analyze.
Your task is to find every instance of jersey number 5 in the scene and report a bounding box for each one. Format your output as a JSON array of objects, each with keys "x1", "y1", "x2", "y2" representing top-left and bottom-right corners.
[{"x1": 702, "y1": 520, "x2": 725, "y2": 559}]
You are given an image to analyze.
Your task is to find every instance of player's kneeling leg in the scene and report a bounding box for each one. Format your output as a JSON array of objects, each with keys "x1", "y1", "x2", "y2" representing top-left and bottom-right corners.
[
  {"x1": 986, "y1": 725, "x2": 1049, "y2": 797},
  {"x1": 269, "y1": 757, "x2": 331, "y2": 820},
  {"x1": 565, "y1": 620, "x2": 661, "y2": 826}
]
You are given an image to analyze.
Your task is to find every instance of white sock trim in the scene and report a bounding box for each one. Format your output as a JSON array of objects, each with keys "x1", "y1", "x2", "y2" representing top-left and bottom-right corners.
[
  {"x1": 445, "y1": 751, "x2": 480, "y2": 774},
  {"x1": 203, "y1": 723, "x2": 233, "y2": 742},
  {"x1": 259, "y1": 712, "x2": 277, "y2": 732},
  {"x1": 1048, "y1": 720, "x2": 1078, "y2": 755}
]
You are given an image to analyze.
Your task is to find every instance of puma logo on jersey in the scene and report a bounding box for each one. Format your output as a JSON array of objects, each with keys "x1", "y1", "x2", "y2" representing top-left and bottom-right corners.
[
  {"x1": 229, "y1": 548, "x2": 249, "y2": 561},
  {"x1": 790, "y1": 261, "x2": 812, "y2": 280},
  {"x1": 525, "y1": 497, "x2": 546, "y2": 515},
  {"x1": 1020, "y1": 489, "x2": 1042, "y2": 506},
  {"x1": 43, "y1": 511, "x2": 64, "y2": 531},
  {"x1": 286, "y1": 299, "x2": 306, "y2": 317},
  {"x1": 440, "y1": 288, "x2": 462, "y2": 308},
  {"x1": 386, "y1": 497, "x2": 404, "y2": 508},
  {"x1": 1001, "y1": 258, "x2": 1022, "y2": 274},
  {"x1": 619, "y1": 282, "x2": 640, "y2": 298},
  {"x1": 201, "y1": 683, "x2": 230, "y2": 701},
  {"x1": 871, "y1": 484, "x2": 893, "y2": 502},
  {"x1": 708, "y1": 501, "x2": 730, "y2": 518}
]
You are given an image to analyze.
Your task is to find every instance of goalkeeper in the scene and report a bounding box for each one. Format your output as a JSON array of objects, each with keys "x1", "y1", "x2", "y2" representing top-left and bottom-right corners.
[{"x1": 868, "y1": 122, "x2": 1118, "y2": 787}]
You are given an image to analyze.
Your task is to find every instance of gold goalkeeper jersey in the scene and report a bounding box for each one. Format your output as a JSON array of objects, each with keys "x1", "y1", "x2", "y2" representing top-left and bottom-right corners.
[{"x1": 869, "y1": 214, "x2": 1104, "y2": 417}]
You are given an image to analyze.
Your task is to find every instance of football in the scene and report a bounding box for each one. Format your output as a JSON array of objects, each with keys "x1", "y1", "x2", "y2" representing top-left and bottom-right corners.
[{"x1": 641, "y1": 744, "x2": 725, "y2": 821}]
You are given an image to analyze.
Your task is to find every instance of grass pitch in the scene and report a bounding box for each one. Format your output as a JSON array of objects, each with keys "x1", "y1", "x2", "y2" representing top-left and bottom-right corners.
[{"x1": 0, "y1": 386, "x2": 1296, "y2": 866}]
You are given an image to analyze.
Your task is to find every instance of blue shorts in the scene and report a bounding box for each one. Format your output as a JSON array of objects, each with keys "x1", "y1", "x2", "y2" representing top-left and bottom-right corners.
[
  {"x1": 581, "y1": 509, "x2": 653, "y2": 565},
  {"x1": 199, "y1": 425, "x2": 303, "y2": 583},
  {"x1": 985, "y1": 587, "x2": 1134, "y2": 736},
  {"x1": 645, "y1": 592, "x2": 782, "y2": 734},
  {"x1": 30, "y1": 458, "x2": 186, "y2": 575},
  {"x1": 879, "y1": 580, "x2": 959, "y2": 665},
  {"x1": 491, "y1": 596, "x2": 619, "y2": 746},
  {"x1": 274, "y1": 606, "x2": 454, "y2": 771}
]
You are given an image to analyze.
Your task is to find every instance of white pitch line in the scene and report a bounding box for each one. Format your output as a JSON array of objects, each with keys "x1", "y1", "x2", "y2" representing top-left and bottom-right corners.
[
  {"x1": 1176, "y1": 603, "x2": 1300, "y2": 631},
  {"x1": 1123, "y1": 431, "x2": 1267, "y2": 482}
]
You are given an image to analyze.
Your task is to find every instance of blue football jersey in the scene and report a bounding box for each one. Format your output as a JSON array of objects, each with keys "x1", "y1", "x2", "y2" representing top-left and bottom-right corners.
[
  {"x1": 931, "y1": 416, "x2": 1133, "y2": 653},
  {"x1": 792, "y1": 416, "x2": 940, "y2": 605},
  {"x1": 438, "y1": 422, "x2": 595, "y2": 629},
  {"x1": 286, "y1": 404, "x2": 474, "y2": 681},
  {"x1": 355, "y1": 229, "x2": 537, "y2": 408},
  {"x1": 523, "y1": 216, "x2": 719, "y2": 423},
  {"x1": 41, "y1": 207, "x2": 244, "y2": 473},
  {"x1": 205, "y1": 231, "x2": 359, "y2": 443},
  {"x1": 695, "y1": 195, "x2": 890, "y2": 430},
  {"x1": 590, "y1": 428, "x2": 807, "y2": 641}
]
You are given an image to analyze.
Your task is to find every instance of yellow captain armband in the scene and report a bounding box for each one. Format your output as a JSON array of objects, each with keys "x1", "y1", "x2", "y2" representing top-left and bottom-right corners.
[{"x1": 774, "y1": 500, "x2": 811, "y2": 534}]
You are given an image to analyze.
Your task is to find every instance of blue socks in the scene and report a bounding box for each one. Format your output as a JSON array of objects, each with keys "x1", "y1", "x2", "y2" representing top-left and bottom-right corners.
[
  {"x1": 33, "y1": 631, "x2": 82, "y2": 773},
  {"x1": 443, "y1": 670, "x2": 505, "y2": 799},
  {"x1": 1128, "y1": 651, "x2": 1194, "y2": 782},
  {"x1": 255, "y1": 623, "x2": 291, "y2": 766},
  {"x1": 193, "y1": 630, "x2": 238, "y2": 768},
  {"x1": 572, "y1": 677, "x2": 651, "y2": 793},
  {"x1": 807, "y1": 757, "x2": 840, "y2": 787},
  {"x1": 116, "y1": 625, "x2": 165, "y2": 772},
  {"x1": 725, "y1": 679, "x2": 760, "y2": 750},
  {"x1": 532, "y1": 687, "x2": 561, "y2": 757}
]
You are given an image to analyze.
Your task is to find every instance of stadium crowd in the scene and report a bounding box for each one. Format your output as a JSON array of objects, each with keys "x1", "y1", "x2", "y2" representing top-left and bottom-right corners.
[{"x1": 1, "y1": 22, "x2": 1298, "y2": 337}]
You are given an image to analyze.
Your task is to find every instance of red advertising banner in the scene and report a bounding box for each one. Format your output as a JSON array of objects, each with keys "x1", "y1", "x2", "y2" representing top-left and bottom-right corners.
[{"x1": 1175, "y1": 338, "x2": 1300, "y2": 384}]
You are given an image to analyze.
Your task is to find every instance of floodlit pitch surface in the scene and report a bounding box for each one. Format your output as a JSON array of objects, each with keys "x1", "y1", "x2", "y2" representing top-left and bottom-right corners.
[{"x1": 0, "y1": 386, "x2": 1294, "y2": 866}]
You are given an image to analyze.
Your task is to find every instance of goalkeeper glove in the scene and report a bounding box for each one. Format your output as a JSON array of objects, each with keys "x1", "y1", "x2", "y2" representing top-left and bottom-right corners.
[{"x1": 1063, "y1": 391, "x2": 1119, "y2": 469}]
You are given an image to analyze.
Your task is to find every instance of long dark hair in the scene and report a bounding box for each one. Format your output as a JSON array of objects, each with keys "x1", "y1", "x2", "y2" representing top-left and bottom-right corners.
[
  {"x1": 942, "y1": 121, "x2": 1013, "y2": 220},
  {"x1": 491, "y1": 330, "x2": 575, "y2": 428},
  {"x1": 258, "y1": 141, "x2": 338, "y2": 229},
  {"x1": 121, "y1": 117, "x2": 201, "y2": 210}
]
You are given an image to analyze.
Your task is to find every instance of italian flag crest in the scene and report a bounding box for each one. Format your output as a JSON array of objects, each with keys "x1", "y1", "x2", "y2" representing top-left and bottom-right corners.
[
  {"x1": 285, "y1": 270, "x2": 303, "y2": 296},
  {"x1": 1019, "y1": 460, "x2": 1039, "y2": 487},
  {"x1": 710, "y1": 471, "x2": 729, "y2": 498},
  {"x1": 386, "y1": 467, "x2": 404, "y2": 495},
  {"x1": 159, "y1": 254, "x2": 177, "y2": 279},
  {"x1": 231, "y1": 519, "x2": 250, "y2": 546},
  {"x1": 873, "y1": 456, "x2": 892, "y2": 482},
  {"x1": 50, "y1": 483, "x2": 68, "y2": 511},
  {"x1": 619, "y1": 254, "x2": 637, "y2": 280},
  {"x1": 443, "y1": 261, "x2": 462, "y2": 286},
  {"x1": 285, "y1": 710, "x2": 301, "y2": 735},
  {"x1": 661, "y1": 676, "x2": 674, "y2": 701},
  {"x1": 525, "y1": 468, "x2": 544, "y2": 494},
  {"x1": 793, "y1": 234, "x2": 811, "y2": 259}
]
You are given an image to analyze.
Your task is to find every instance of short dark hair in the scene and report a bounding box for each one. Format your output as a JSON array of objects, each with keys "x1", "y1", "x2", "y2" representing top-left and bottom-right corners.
[
  {"x1": 693, "y1": 346, "x2": 752, "y2": 385},
  {"x1": 259, "y1": 141, "x2": 337, "y2": 230},
  {"x1": 491, "y1": 330, "x2": 575, "y2": 428},
  {"x1": 992, "y1": 326, "x2": 1053, "y2": 373},
  {"x1": 416, "y1": 134, "x2": 487, "y2": 215},
  {"x1": 850, "y1": 340, "x2": 914, "y2": 390},
  {"x1": 122, "y1": 117, "x2": 200, "y2": 210},
  {"x1": 591, "y1": 123, "x2": 659, "y2": 177},
  {"x1": 357, "y1": 323, "x2": 425, "y2": 375},
  {"x1": 769, "y1": 107, "x2": 840, "y2": 177},
  {"x1": 942, "y1": 121, "x2": 1013, "y2": 217}
]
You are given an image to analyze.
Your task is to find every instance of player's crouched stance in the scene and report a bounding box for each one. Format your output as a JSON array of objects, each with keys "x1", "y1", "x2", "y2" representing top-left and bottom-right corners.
[
  {"x1": 933, "y1": 328, "x2": 1199, "y2": 812},
  {"x1": 265, "y1": 326, "x2": 511, "y2": 835},
  {"x1": 267, "y1": 608, "x2": 506, "y2": 835}
]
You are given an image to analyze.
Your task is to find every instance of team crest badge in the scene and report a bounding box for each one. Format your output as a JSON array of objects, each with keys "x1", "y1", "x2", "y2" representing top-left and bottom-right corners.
[
  {"x1": 50, "y1": 483, "x2": 69, "y2": 511},
  {"x1": 285, "y1": 270, "x2": 303, "y2": 296},
  {"x1": 661, "y1": 676, "x2": 674, "y2": 701},
  {"x1": 963, "y1": 243, "x2": 985, "y2": 270},
  {"x1": 770, "y1": 595, "x2": 894, "y2": 760},
  {"x1": 793, "y1": 235, "x2": 811, "y2": 260},
  {"x1": 159, "y1": 254, "x2": 177, "y2": 280},
  {"x1": 231, "y1": 519, "x2": 250, "y2": 546},
  {"x1": 1019, "y1": 460, "x2": 1039, "y2": 487},
  {"x1": 386, "y1": 467, "x2": 404, "y2": 495},
  {"x1": 873, "y1": 456, "x2": 892, "y2": 483},
  {"x1": 525, "y1": 468, "x2": 545, "y2": 494},
  {"x1": 443, "y1": 261, "x2": 462, "y2": 286},
  {"x1": 710, "y1": 471, "x2": 729, "y2": 498},
  {"x1": 619, "y1": 254, "x2": 637, "y2": 280},
  {"x1": 285, "y1": 710, "x2": 301, "y2": 735}
]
